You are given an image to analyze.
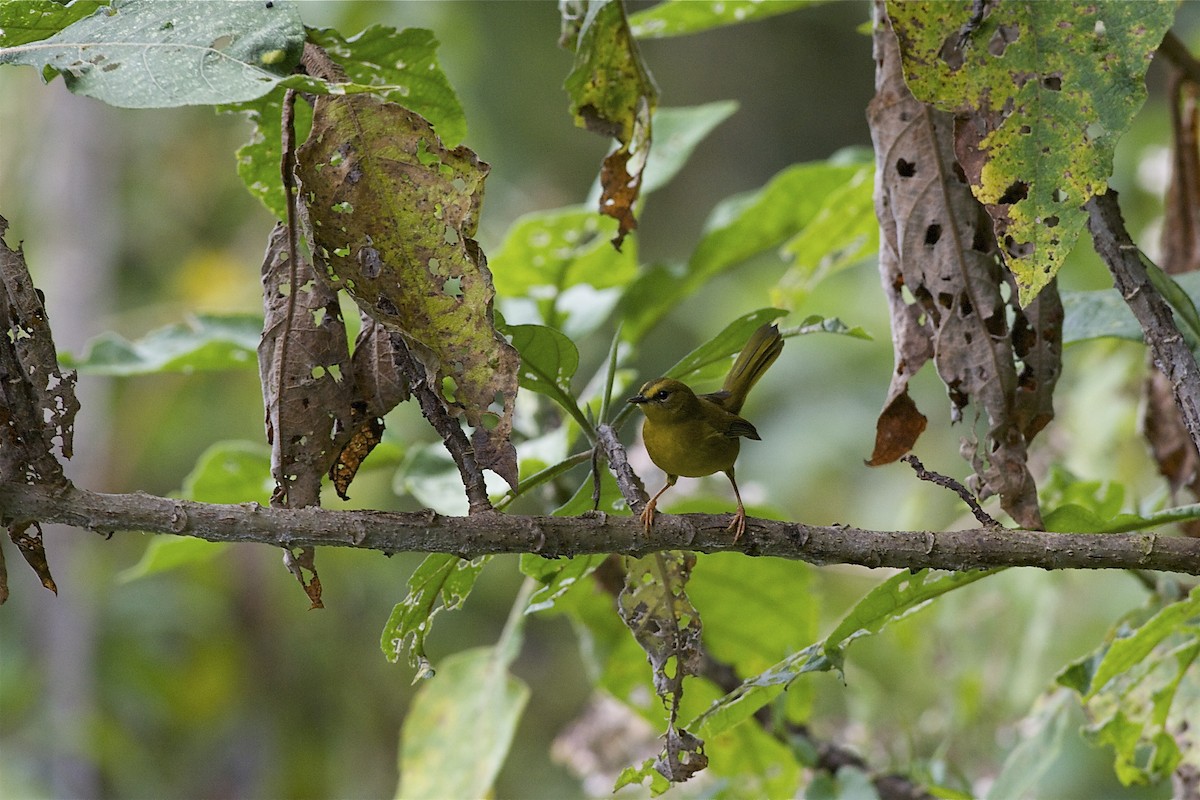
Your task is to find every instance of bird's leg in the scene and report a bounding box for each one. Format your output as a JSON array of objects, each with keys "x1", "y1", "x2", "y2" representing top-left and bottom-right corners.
[
  {"x1": 640, "y1": 475, "x2": 677, "y2": 532},
  {"x1": 726, "y1": 469, "x2": 747, "y2": 543}
]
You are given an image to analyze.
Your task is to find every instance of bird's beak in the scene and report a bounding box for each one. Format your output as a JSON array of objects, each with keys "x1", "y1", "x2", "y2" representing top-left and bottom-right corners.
[{"x1": 627, "y1": 394, "x2": 647, "y2": 405}]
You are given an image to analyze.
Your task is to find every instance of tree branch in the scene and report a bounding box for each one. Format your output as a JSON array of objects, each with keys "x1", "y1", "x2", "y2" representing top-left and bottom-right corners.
[
  {"x1": 3, "y1": 481, "x2": 1200, "y2": 575},
  {"x1": 1087, "y1": 189, "x2": 1200, "y2": 456}
]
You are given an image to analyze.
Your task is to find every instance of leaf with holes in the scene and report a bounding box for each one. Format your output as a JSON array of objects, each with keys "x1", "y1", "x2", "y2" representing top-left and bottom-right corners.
[
  {"x1": 296, "y1": 93, "x2": 520, "y2": 488},
  {"x1": 889, "y1": 0, "x2": 1175, "y2": 304},
  {"x1": 563, "y1": 0, "x2": 657, "y2": 249}
]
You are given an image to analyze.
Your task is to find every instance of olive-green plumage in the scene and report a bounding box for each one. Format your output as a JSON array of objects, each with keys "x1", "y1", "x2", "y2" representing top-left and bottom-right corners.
[{"x1": 628, "y1": 323, "x2": 784, "y2": 541}]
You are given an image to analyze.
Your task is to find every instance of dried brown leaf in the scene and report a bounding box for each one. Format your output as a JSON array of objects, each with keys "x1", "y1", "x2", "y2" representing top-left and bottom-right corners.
[
  {"x1": 0, "y1": 216, "x2": 78, "y2": 487},
  {"x1": 869, "y1": 5, "x2": 1059, "y2": 529},
  {"x1": 8, "y1": 521, "x2": 56, "y2": 595}
]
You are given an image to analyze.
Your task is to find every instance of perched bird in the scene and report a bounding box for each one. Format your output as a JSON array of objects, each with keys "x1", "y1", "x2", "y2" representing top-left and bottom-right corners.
[{"x1": 627, "y1": 323, "x2": 784, "y2": 541}]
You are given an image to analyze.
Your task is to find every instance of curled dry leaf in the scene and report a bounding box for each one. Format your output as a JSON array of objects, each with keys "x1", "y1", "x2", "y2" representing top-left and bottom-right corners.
[
  {"x1": 295, "y1": 93, "x2": 519, "y2": 489},
  {"x1": 562, "y1": 0, "x2": 657, "y2": 250},
  {"x1": 0, "y1": 215, "x2": 78, "y2": 487},
  {"x1": 868, "y1": 6, "x2": 1060, "y2": 529}
]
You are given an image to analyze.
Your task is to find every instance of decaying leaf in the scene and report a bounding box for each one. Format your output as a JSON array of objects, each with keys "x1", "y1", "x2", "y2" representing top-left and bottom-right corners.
[
  {"x1": 259, "y1": 222, "x2": 358, "y2": 507},
  {"x1": 295, "y1": 92, "x2": 519, "y2": 489},
  {"x1": 1145, "y1": 76, "x2": 1200, "y2": 535},
  {"x1": 618, "y1": 552, "x2": 706, "y2": 784},
  {"x1": 888, "y1": 0, "x2": 1175, "y2": 305},
  {"x1": 562, "y1": 0, "x2": 657, "y2": 249},
  {"x1": 0, "y1": 215, "x2": 78, "y2": 487},
  {"x1": 7, "y1": 521, "x2": 56, "y2": 595},
  {"x1": 868, "y1": 5, "x2": 1061, "y2": 529}
]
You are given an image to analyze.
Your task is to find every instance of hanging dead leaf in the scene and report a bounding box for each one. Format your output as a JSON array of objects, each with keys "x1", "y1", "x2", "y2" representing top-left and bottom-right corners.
[
  {"x1": 0, "y1": 215, "x2": 78, "y2": 487},
  {"x1": 8, "y1": 521, "x2": 56, "y2": 594},
  {"x1": 562, "y1": 0, "x2": 657, "y2": 249},
  {"x1": 868, "y1": 5, "x2": 1060, "y2": 529},
  {"x1": 295, "y1": 93, "x2": 519, "y2": 489}
]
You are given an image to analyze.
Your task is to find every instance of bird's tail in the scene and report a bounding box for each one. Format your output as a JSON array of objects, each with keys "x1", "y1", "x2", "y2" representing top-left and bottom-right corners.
[{"x1": 720, "y1": 323, "x2": 784, "y2": 414}]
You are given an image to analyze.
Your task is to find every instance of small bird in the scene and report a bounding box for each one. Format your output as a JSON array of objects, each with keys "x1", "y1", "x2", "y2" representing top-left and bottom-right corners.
[{"x1": 628, "y1": 323, "x2": 783, "y2": 541}]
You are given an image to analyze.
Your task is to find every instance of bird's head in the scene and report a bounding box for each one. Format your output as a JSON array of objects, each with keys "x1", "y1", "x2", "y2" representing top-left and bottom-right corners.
[{"x1": 627, "y1": 378, "x2": 698, "y2": 423}]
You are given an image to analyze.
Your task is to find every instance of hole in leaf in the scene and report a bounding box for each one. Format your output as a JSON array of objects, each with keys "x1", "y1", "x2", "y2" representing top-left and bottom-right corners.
[
  {"x1": 896, "y1": 158, "x2": 916, "y2": 177},
  {"x1": 442, "y1": 376, "x2": 459, "y2": 403},
  {"x1": 924, "y1": 224, "x2": 942, "y2": 246},
  {"x1": 1042, "y1": 73, "x2": 1062, "y2": 91},
  {"x1": 332, "y1": 201, "x2": 353, "y2": 214},
  {"x1": 1044, "y1": 215, "x2": 1059, "y2": 228},
  {"x1": 998, "y1": 181, "x2": 1029, "y2": 205},
  {"x1": 443, "y1": 276, "x2": 463, "y2": 298},
  {"x1": 376, "y1": 296, "x2": 399, "y2": 316},
  {"x1": 988, "y1": 23, "x2": 1020, "y2": 56}
]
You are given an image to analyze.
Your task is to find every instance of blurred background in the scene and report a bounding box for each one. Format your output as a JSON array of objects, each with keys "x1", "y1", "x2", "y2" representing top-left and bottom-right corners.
[{"x1": 1, "y1": 2, "x2": 1197, "y2": 797}]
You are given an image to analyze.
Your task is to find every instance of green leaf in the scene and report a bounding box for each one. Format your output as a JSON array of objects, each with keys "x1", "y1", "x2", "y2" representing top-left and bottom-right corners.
[
  {"x1": 223, "y1": 25, "x2": 463, "y2": 219},
  {"x1": 61, "y1": 313, "x2": 261, "y2": 375},
  {"x1": 306, "y1": 26, "x2": 466, "y2": 147},
  {"x1": 619, "y1": 159, "x2": 870, "y2": 338},
  {"x1": 985, "y1": 691, "x2": 1074, "y2": 800},
  {"x1": 553, "y1": 462, "x2": 628, "y2": 516},
  {"x1": 664, "y1": 308, "x2": 789, "y2": 385},
  {"x1": 1144, "y1": 255, "x2": 1200, "y2": 346},
  {"x1": 1058, "y1": 586, "x2": 1200, "y2": 786},
  {"x1": 641, "y1": 101, "x2": 738, "y2": 195},
  {"x1": 690, "y1": 569, "x2": 993, "y2": 738},
  {"x1": 1086, "y1": 585, "x2": 1200, "y2": 699},
  {"x1": 629, "y1": 0, "x2": 820, "y2": 38},
  {"x1": 0, "y1": 0, "x2": 306, "y2": 107},
  {"x1": 521, "y1": 553, "x2": 606, "y2": 614},
  {"x1": 380, "y1": 553, "x2": 490, "y2": 677},
  {"x1": 396, "y1": 646, "x2": 530, "y2": 799},
  {"x1": 889, "y1": 0, "x2": 1177, "y2": 304},
  {"x1": 119, "y1": 441, "x2": 271, "y2": 581},
  {"x1": 505, "y1": 324, "x2": 591, "y2": 434},
  {"x1": 774, "y1": 162, "x2": 878, "y2": 307},
  {"x1": 0, "y1": 0, "x2": 105, "y2": 48}
]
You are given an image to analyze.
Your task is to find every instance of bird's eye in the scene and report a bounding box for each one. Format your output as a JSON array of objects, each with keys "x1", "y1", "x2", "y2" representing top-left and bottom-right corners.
[{"x1": 655, "y1": 389, "x2": 670, "y2": 400}]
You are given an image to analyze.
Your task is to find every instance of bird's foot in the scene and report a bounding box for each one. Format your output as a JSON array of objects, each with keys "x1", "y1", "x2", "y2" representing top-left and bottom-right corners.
[
  {"x1": 639, "y1": 501, "x2": 658, "y2": 533},
  {"x1": 727, "y1": 509, "x2": 747, "y2": 543}
]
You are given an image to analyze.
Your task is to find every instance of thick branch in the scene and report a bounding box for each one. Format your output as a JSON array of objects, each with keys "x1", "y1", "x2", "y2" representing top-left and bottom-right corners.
[
  {"x1": 3, "y1": 482, "x2": 1200, "y2": 575},
  {"x1": 1087, "y1": 189, "x2": 1200, "y2": 456}
]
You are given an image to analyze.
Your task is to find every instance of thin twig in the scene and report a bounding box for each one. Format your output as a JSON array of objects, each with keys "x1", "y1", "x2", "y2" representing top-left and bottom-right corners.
[{"x1": 902, "y1": 454, "x2": 1000, "y2": 528}]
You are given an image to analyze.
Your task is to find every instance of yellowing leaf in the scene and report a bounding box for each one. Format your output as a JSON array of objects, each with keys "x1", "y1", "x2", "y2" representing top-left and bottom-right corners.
[
  {"x1": 889, "y1": 1, "x2": 1176, "y2": 303},
  {"x1": 296, "y1": 94, "x2": 519, "y2": 487}
]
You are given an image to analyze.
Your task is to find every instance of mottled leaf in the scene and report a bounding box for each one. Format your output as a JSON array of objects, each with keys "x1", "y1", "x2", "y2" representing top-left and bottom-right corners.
[
  {"x1": 889, "y1": 0, "x2": 1175, "y2": 304},
  {"x1": 563, "y1": 0, "x2": 658, "y2": 249},
  {"x1": 868, "y1": 10, "x2": 1059, "y2": 528},
  {"x1": 306, "y1": 26, "x2": 466, "y2": 146},
  {"x1": 1057, "y1": 586, "x2": 1200, "y2": 786},
  {"x1": 223, "y1": 26, "x2": 465, "y2": 219},
  {"x1": 380, "y1": 553, "x2": 490, "y2": 677},
  {"x1": 0, "y1": 0, "x2": 306, "y2": 107},
  {"x1": 619, "y1": 551, "x2": 706, "y2": 783},
  {"x1": 296, "y1": 93, "x2": 520, "y2": 488}
]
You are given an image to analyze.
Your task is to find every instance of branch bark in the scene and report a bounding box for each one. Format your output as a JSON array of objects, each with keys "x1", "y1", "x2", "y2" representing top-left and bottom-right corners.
[
  {"x1": 3, "y1": 481, "x2": 1200, "y2": 575},
  {"x1": 1087, "y1": 189, "x2": 1200, "y2": 456}
]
